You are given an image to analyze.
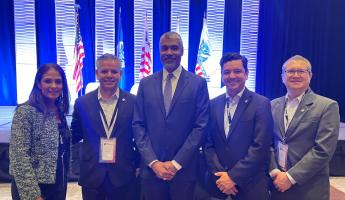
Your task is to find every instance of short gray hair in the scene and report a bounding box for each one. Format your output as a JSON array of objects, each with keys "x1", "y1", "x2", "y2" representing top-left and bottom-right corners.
[
  {"x1": 96, "y1": 53, "x2": 121, "y2": 68},
  {"x1": 282, "y1": 55, "x2": 312, "y2": 72},
  {"x1": 159, "y1": 32, "x2": 183, "y2": 49}
]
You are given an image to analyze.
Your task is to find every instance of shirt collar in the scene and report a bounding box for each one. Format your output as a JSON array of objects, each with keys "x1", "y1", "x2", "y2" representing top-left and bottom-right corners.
[
  {"x1": 285, "y1": 91, "x2": 305, "y2": 103},
  {"x1": 98, "y1": 87, "x2": 119, "y2": 102},
  {"x1": 163, "y1": 65, "x2": 183, "y2": 80},
  {"x1": 226, "y1": 87, "x2": 246, "y2": 102}
]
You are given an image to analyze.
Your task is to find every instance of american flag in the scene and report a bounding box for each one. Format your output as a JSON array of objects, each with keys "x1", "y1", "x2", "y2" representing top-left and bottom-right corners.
[
  {"x1": 195, "y1": 17, "x2": 211, "y2": 79},
  {"x1": 139, "y1": 14, "x2": 152, "y2": 79},
  {"x1": 73, "y1": 5, "x2": 85, "y2": 93}
]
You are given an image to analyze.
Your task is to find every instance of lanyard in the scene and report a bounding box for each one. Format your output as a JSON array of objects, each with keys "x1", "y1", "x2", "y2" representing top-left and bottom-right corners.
[
  {"x1": 226, "y1": 99, "x2": 232, "y2": 124},
  {"x1": 97, "y1": 99, "x2": 120, "y2": 135},
  {"x1": 284, "y1": 100, "x2": 290, "y2": 132}
]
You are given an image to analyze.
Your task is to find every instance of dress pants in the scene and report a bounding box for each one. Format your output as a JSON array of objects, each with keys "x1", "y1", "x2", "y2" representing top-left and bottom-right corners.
[
  {"x1": 141, "y1": 178, "x2": 195, "y2": 200},
  {"x1": 82, "y1": 174, "x2": 136, "y2": 200}
]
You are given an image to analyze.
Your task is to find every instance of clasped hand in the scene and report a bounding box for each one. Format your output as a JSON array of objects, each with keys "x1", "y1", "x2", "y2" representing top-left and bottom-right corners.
[
  {"x1": 152, "y1": 161, "x2": 177, "y2": 180},
  {"x1": 272, "y1": 172, "x2": 292, "y2": 192},
  {"x1": 215, "y1": 172, "x2": 238, "y2": 196}
]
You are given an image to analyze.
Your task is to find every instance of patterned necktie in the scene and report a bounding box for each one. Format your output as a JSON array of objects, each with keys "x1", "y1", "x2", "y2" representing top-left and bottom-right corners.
[
  {"x1": 164, "y1": 73, "x2": 173, "y2": 114},
  {"x1": 226, "y1": 98, "x2": 232, "y2": 137}
]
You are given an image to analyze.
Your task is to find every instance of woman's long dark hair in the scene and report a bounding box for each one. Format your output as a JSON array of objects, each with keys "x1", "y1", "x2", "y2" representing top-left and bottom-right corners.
[{"x1": 27, "y1": 63, "x2": 70, "y2": 114}]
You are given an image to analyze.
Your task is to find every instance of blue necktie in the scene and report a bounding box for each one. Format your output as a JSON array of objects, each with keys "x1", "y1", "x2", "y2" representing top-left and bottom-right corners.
[{"x1": 164, "y1": 73, "x2": 173, "y2": 114}]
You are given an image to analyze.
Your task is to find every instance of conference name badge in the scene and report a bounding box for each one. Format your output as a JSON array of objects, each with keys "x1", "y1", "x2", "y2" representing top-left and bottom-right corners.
[
  {"x1": 278, "y1": 141, "x2": 288, "y2": 171},
  {"x1": 99, "y1": 137, "x2": 116, "y2": 163}
]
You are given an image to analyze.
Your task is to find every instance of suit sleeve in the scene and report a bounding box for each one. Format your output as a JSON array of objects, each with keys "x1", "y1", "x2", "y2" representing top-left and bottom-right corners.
[
  {"x1": 71, "y1": 99, "x2": 83, "y2": 144},
  {"x1": 129, "y1": 95, "x2": 141, "y2": 168},
  {"x1": 132, "y1": 81, "x2": 159, "y2": 166},
  {"x1": 204, "y1": 120, "x2": 226, "y2": 173},
  {"x1": 229, "y1": 99, "x2": 273, "y2": 187},
  {"x1": 269, "y1": 146, "x2": 279, "y2": 171},
  {"x1": 269, "y1": 100, "x2": 280, "y2": 172},
  {"x1": 288, "y1": 101, "x2": 340, "y2": 184},
  {"x1": 9, "y1": 106, "x2": 41, "y2": 199},
  {"x1": 173, "y1": 78, "x2": 210, "y2": 167}
]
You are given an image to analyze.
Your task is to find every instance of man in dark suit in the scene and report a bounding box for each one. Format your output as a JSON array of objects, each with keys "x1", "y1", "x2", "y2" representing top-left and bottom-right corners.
[
  {"x1": 71, "y1": 54, "x2": 138, "y2": 200},
  {"x1": 132, "y1": 32, "x2": 209, "y2": 200},
  {"x1": 270, "y1": 55, "x2": 340, "y2": 200},
  {"x1": 204, "y1": 52, "x2": 273, "y2": 200}
]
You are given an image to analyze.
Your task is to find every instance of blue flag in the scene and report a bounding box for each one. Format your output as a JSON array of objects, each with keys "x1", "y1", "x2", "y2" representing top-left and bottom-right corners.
[{"x1": 117, "y1": 8, "x2": 126, "y2": 89}]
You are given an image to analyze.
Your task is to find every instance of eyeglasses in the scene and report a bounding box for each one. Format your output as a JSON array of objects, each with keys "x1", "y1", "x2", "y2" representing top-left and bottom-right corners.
[{"x1": 284, "y1": 69, "x2": 310, "y2": 76}]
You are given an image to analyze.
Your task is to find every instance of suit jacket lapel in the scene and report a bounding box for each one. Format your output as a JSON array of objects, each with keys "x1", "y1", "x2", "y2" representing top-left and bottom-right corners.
[
  {"x1": 89, "y1": 90, "x2": 108, "y2": 138},
  {"x1": 167, "y1": 69, "x2": 189, "y2": 117},
  {"x1": 153, "y1": 71, "x2": 166, "y2": 117},
  {"x1": 215, "y1": 94, "x2": 227, "y2": 141},
  {"x1": 275, "y1": 97, "x2": 286, "y2": 139},
  {"x1": 285, "y1": 91, "x2": 314, "y2": 139},
  {"x1": 227, "y1": 89, "x2": 252, "y2": 140},
  {"x1": 110, "y1": 89, "x2": 124, "y2": 138}
]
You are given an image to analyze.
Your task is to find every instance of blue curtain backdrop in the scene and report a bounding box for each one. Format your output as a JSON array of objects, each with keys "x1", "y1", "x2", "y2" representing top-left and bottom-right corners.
[
  {"x1": 121, "y1": 0, "x2": 135, "y2": 92},
  {"x1": 222, "y1": 0, "x2": 241, "y2": 54},
  {"x1": 256, "y1": 0, "x2": 345, "y2": 121},
  {"x1": 153, "y1": 0, "x2": 171, "y2": 73},
  {"x1": 35, "y1": 0, "x2": 57, "y2": 66},
  {"x1": 0, "y1": 0, "x2": 16, "y2": 106},
  {"x1": 115, "y1": 0, "x2": 134, "y2": 91},
  {"x1": 188, "y1": 0, "x2": 206, "y2": 72}
]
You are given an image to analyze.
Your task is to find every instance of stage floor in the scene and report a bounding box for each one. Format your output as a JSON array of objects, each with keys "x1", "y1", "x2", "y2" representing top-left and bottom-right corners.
[{"x1": 0, "y1": 178, "x2": 345, "y2": 200}]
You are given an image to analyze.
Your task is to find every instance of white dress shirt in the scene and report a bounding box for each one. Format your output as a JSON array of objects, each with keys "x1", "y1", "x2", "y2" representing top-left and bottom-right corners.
[
  {"x1": 98, "y1": 88, "x2": 119, "y2": 138},
  {"x1": 162, "y1": 65, "x2": 182, "y2": 96},
  {"x1": 284, "y1": 92, "x2": 304, "y2": 131},
  {"x1": 224, "y1": 87, "x2": 245, "y2": 137}
]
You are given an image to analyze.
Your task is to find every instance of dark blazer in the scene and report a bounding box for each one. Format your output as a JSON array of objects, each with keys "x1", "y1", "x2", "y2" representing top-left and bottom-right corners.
[
  {"x1": 132, "y1": 68, "x2": 209, "y2": 181},
  {"x1": 204, "y1": 88, "x2": 273, "y2": 199},
  {"x1": 270, "y1": 89, "x2": 340, "y2": 200},
  {"x1": 71, "y1": 89, "x2": 138, "y2": 188}
]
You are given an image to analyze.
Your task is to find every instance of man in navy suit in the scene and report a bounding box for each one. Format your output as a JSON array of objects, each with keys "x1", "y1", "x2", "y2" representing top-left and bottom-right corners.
[
  {"x1": 71, "y1": 54, "x2": 138, "y2": 200},
  {"x1": 132, "y1": 32, "x2": 210, "y2": 200},
  {"x1": 204, "y1": 52, "x2": 273, "y2": 200}
]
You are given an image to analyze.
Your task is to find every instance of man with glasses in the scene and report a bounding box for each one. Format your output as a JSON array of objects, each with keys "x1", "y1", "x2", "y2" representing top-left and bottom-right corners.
[
  {"x1": 204, "y1": 52, "x2": 273, "y2": 200},
  {"x1": 270, "y1": 55, "x2": 340, "y2": 200}
]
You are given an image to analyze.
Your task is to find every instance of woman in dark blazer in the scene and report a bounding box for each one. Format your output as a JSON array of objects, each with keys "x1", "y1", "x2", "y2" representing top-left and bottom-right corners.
[{"x1": 9, "y1": 63, "x2": 70, "y2": 200}]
